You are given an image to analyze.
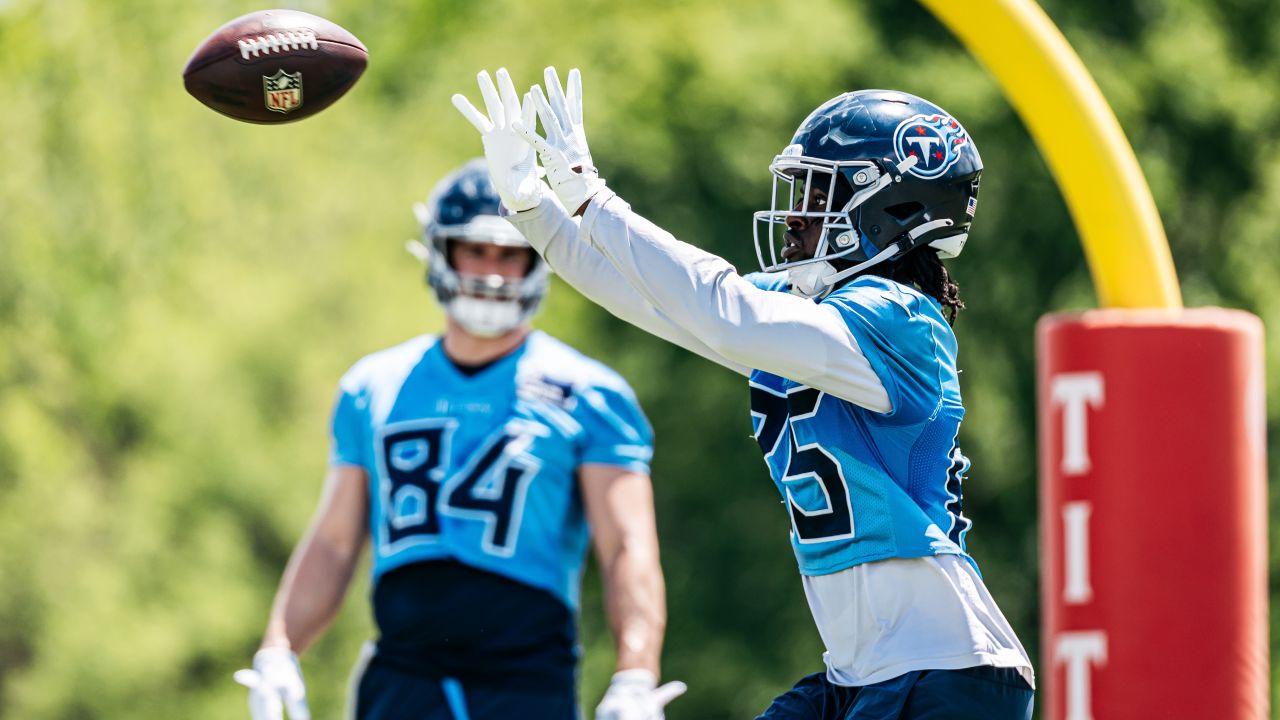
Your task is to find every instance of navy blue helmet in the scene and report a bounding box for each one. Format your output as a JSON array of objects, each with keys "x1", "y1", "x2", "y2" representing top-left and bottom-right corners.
[
  {"x1": 754, "y1": 90, "x2": 982, "y2": 298},
  {"x1": 409, "y1": 160, "x2": 549, "y2": 336}
]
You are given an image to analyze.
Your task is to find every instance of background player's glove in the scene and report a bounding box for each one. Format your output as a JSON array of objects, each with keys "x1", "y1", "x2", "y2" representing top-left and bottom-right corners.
[
  {"x1": 233, "y1": 647, "x2": 311, "y2": 720},
  {"x1": 595, "y1": 669, "x2": 688, "y2": 720},
  {"x1": 452, "y1": 68, "x2": 544, "y2": 213},
  {"x1": 514, "y1": 66, "x2": 607, "y2": 216}
]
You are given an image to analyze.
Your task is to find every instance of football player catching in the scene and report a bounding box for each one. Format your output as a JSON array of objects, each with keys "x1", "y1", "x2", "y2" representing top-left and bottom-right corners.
[
  {"x1": 453, "y1": 68, "x2": 1035, "y2": 719},
  {"x1": 235, "y1": 160, "x2": 685, "y2": 720}
]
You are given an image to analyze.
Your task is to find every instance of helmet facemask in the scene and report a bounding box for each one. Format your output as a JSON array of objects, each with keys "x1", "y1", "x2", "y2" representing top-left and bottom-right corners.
[{"x1": 753, "y1": 146, "x2": 918, "y2": 299}]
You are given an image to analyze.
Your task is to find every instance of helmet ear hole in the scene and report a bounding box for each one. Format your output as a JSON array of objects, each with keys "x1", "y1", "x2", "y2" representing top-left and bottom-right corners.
[{"x1": 884, "y1": 201, "x2": 925, "y2": 222}]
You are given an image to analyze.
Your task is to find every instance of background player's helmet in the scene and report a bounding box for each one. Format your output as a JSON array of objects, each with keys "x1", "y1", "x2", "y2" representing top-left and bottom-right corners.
[
  {"x1": 409, "y1": 159, "x2": 549, "y2": 336},
  {"x1": 753, "y1": 90, "x2": 982, "y2": 298}
]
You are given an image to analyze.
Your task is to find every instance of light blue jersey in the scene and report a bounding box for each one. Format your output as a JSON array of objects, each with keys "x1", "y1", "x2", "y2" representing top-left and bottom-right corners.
[
  {"x1": 746, "y1": 273, "x2": 972, "y2": 576},
  {"x1": 330, "y1": 331, "x2": 653, "y2": 610},
  {"x1": 509, "y1": 188, "x2": 1033, "y2": 690}
]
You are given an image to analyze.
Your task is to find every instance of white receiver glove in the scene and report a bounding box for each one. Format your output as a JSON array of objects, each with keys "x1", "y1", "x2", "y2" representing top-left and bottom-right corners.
[
  {"x1": 595, "y1": 669, "x2": 688, "y2": 720},
  {"x1": 514, "y1": 66, "x2": 607, "y2": 215},
  {"x1": 451, "y1": 68, "x2": 543, "y2": 213},
  {"x1": 233, "y1": 647, "x2": 311, "y2": 720}
]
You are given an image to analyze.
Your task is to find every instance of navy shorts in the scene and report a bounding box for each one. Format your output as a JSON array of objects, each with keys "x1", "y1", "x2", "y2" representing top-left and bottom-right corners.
[
  {"x1": 353, "y1": 655, "x2": 579, "y2": 720},
  {"x1": 756, "y1": 666, "x2": 1034, "y2": 720},
  {"x1": 354, "y1": 561, "x2": 581, "y2": 720}
]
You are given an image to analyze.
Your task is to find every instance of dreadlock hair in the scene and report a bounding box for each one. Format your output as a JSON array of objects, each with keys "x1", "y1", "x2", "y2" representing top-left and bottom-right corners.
[{"x1": 867, "y1": 246, "x2": 965, "y2": 325}]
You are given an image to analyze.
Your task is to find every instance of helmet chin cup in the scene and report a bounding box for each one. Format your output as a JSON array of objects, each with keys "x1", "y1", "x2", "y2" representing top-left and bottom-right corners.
[
  {"x1": 929, "y1": 232, "x2": 968, "y2": 259},
  {"x1": 787, "y1": 261, "x2": 836, "y2": 299},
  {"x1": 447, "y1": 296, "x2": 524, "y2": 337}
]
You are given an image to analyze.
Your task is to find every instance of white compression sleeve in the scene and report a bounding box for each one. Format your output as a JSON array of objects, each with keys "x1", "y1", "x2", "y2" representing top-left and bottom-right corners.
[
  {"x1": 578, "y1": 191, "x2": 890, "y2": 412},
  {"x1": 505, "y1": 192, "x2": 752, "y2": 376}
]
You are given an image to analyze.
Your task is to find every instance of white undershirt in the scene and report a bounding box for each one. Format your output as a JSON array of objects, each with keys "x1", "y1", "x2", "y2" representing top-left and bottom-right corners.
[{"x1": 806, "y1": 555, "x2": 1034, "y2": 688}]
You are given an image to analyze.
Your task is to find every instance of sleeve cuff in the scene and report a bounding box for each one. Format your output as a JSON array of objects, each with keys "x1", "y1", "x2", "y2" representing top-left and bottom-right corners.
[
  {"x1": 578, "y1": 188, "x2": 623, "y2": 246},
  {"x1": 503, "y1": 187, "x2": 569, "y2": 254}
]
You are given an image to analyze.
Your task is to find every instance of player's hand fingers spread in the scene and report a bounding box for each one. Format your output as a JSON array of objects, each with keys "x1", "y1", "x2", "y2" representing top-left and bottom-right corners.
[
  {"x1": 495, "y1": 67, "x2": 523, "y2": 126},
  {"x1": 520, "y1": 92, "x2": 537, "y2": 135},
  {"x1": 530, "y1": 86, "x2": 565, "y2": 145},
  {"x1": 544, "y1": 66, "x2": 573, "y2": 129},
  {"x1": 452, "y1": 94, "x2": 493, "y2": 134},
  {"x1": 538, "y1": 70, "x2": 570, "y2": 138},
  {"x1": 477, "y1": 70, "x2": 504, "y2": 129},
  {"x1": 567, "y1": 67, "x2": 584, "y2": 125}
]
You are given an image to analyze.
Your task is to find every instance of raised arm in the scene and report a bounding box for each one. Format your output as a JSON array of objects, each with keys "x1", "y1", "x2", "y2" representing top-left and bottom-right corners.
[
  {"x1": 506, "y1": 66, "x2": 889, "y2": 412},
  {"x1": 506, "y1": 192, "x2": 751, "y2": 376},
  {"x1": 452, "y1": 68, "x2": 749, "y2": 376},
  {"x1": 452, "y1": 66, "x2": 886, "y2": 410},
  {"x1": 579, "y1": 190, "x2": 890, "y2": 412}
]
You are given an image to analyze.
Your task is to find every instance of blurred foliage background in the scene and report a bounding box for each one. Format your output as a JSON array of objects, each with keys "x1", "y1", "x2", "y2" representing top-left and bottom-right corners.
[{"x1": 0, "y1": 0, "x2": 1276, "y2": 717}]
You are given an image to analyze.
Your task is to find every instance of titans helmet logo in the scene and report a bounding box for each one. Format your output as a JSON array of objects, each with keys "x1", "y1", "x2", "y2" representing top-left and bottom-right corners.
[{"x1": 893, "y1": 114, "x2": 970, "y2": 179}]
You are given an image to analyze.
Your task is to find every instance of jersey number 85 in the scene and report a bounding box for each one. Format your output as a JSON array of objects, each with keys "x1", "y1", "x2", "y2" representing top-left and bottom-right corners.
[{"x1": 751, "y1": 384, "x2": 855, "y2": 543}]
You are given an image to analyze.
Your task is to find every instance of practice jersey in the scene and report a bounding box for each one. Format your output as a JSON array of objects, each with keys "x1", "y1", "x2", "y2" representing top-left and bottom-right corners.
[
  {"x1": 509, "y1": 190, "x2": 1033, "y2": 686},
  {"x1": 330, "y1": 330, "x2": 653, "y2": 611},
  {"x1": 746, "y1": 272, "x2": 972, "y2": 576}
]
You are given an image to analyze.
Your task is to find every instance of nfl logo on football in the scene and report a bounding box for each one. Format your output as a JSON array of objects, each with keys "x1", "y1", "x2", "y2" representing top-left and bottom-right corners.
[{"x1": 263, "y1": 69, "x2": 303, "y2": 114}]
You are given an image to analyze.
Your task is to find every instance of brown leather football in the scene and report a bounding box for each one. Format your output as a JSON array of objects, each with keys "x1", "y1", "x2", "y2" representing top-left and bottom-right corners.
[{"x1": 183, "y1": 9, "x2": 368, "y2": 124}]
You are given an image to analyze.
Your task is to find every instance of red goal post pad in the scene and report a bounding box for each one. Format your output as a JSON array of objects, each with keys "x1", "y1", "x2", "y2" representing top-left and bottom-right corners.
[{"x1": 1036, "y1": 308, "x2": 1266, "y2": 720}]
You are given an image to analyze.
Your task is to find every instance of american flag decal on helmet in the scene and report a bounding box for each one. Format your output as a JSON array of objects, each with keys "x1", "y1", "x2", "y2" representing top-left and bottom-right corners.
[{"x1": 966, "y1": 196, "x2": 978, "y2": 216}]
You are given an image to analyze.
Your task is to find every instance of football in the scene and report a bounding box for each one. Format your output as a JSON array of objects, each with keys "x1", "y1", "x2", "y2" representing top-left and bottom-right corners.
[{"x1": 182, "y1": 9, "x2": 368, "y2": 124}]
